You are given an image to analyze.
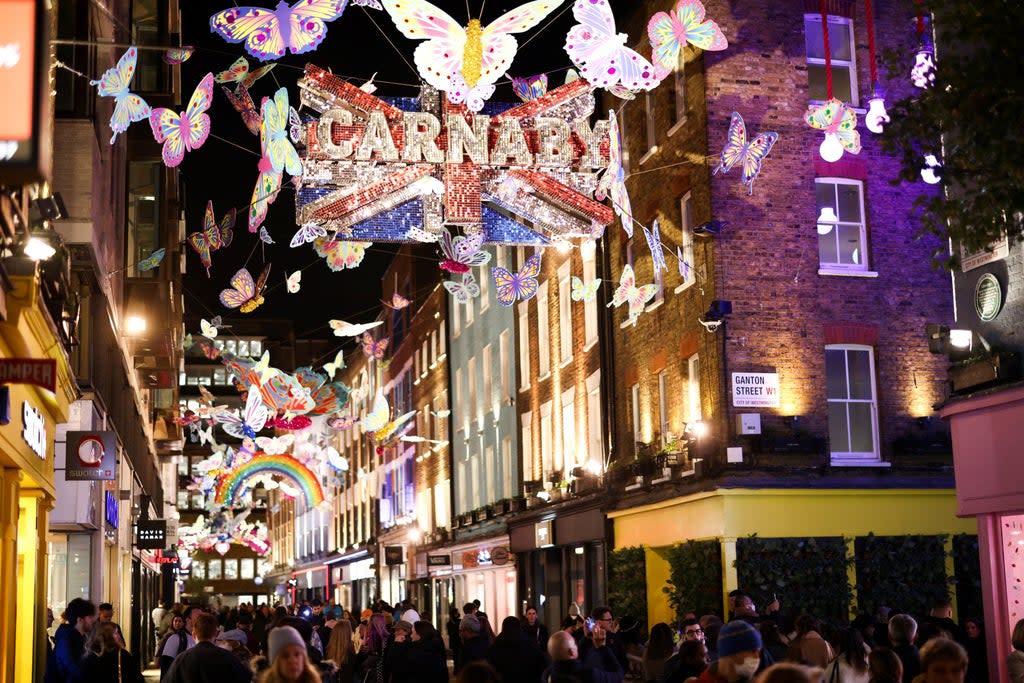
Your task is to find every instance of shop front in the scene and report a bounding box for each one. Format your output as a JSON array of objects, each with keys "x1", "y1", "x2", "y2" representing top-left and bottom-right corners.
[
  {"x1": 0, "y1": 274, "x2": 76, "y2": 682},
  {"x1": 417, "y1": 535, "x2": 518, "y2": 629},
  {"x1": 509, "y1": 503, "x2": 607, "y2": 633},
  {"x1": 328, "y1": 550, "x2": 376, "y2": 614},
  {"x1": 941, "y1": 385, "x2": 1024, "y2": 683}
]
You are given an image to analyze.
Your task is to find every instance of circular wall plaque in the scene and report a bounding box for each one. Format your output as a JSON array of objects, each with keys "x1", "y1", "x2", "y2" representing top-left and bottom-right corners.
[{"x1": 975, "y1": 273, "x2": 1003, "y2": 321}]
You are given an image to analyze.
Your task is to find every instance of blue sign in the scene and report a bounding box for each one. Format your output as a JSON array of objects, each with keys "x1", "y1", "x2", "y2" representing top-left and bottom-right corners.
[{"x1": 104, "y1": 491, "x2": 118, "y2": 529}]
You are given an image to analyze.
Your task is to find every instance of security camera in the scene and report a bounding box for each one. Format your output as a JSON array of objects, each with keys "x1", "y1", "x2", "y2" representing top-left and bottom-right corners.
[{"x1": 698, "y1": 318, "x2": 722, "y2": 333}]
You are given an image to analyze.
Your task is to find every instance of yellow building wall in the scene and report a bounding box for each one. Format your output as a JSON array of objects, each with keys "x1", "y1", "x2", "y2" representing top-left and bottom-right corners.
[{"x1": 612, "y1": 488, "x2": 978, "y2": 623}]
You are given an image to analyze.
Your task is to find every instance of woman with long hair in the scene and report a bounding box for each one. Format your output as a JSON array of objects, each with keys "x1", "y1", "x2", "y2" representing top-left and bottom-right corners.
[
  {"x1": 962, "y1": 617, "x2": 987, "y2": 683},
  {"x1": 258, "y1": 626, "x2": 323, "y2": 683},
  {"x1": 324, "y1": 618, "x2": 356, "y2": 683},
  {"x1": 81, "y1": 622, "x2": 145, "y2": 683},
  {"x1": 867, "y1": 648, "x2": 903, "y2": 683},
  {"x1": 823, "y1": 628, "x2": 869, "y2": 683},
  {"x1": 357, "y1": 613, "x2": 390, "y2": 683},
  {"x1": 642, "y1": 623, "x2": 676, "y2": 683}
]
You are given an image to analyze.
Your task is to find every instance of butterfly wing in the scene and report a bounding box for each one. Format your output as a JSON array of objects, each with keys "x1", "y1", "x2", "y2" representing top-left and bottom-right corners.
[
  {"x1": 290, "y1": 222, "x2": 326, "y2": 248},
  {"x1": 514, "y1": 253, "x2": 543, "y2": 301},
  {"x1": 249, "y1": 156, "x2": 283, "y2": 232},
  {"x1": 262, "y1": 88, "x2": 303, "y2": 176},
  {"x1": 288, "y1": 106, "x2": 303, "y2": 144},
  {"x1": 214, "y1": 411, "x2": 246, "y2": 440},
  {"x1": 836, "y1": 105, "x2": 861, "y2": 153},
  {"x1": 109, "y1": 92, "x2": 151, "y2": 143},
  {"x1": 243, "y1": 390, "x2": 270, "y2": 434},
  {"x1": 201, "y1": 319, "x2": 218, "y2": 339},
  {"x1": 92, "y1": 47, "x2": 136, "y2": 97},
  {"x1": 163, "y1": 47, "x2": 194, "y2": 65},
  {"x1": 740, "y1": 131, "x2": 779, "y2": 193},
  {"x1": 223, "y1": 84, "x2": 263, "y2": 136},
  {"x1": 804, "y1": 98, "x2": 839, "y2": 131},
  {"x1": 674, "y1": 0, "x2": 727, "y2": 51},
  {"x1": 610, "y1": 171, "x2": 634, "y2": 238},
  {"x1": 215, "y1": 57, "x2": 250, "y2": 84},
  {"x1": 453, "y1": 232, "x2": 487, "y2": 264},
  {"x1": 287, "y1": 0, "x2": 349, "y2": 55},
  {"x1": 188, "y1": 228, "x2": 215, "y2": 273},
  {"x1": 647, "y1": 11, "x2": 682, "y2": 74},
  {"x1": 183, "y1": 73, "x2": 215, "y2": 152},
  {"x1": 286, "y1": 271, "x2": 302, "y2": 293},
  {"x1": 566, "y1": 0, "x2": 662, "y2": 91},
  {"x1": 259, "y1": 227, "x2": 275, "y2": 244},
  {"x1": 313, "y1": 237, "x2": 370, "y2": 271},
  {"x1": 219, "y1": 209, "x2": 236, "y2": 248},
  {"x1": 511, "y1": 73, "x2": 548, "y2": 102},
  {"x1": 381, "y1": 0, "x2": 465, "y2": 90},
  {"x1": 220, "y1": 268, "x2": 256, "y2": 309},
  {"x1": 210, "y1": 6, "x2": 286, "y2": 61},
  {"x1": 240, "y1": 63, "x2": 276, "y2": 89},
  {"x1": 714, "y1": 112, "x2": 747, "y2": 175},
  {"x1": 609, "y1": 264, "x2": 637, "y2": 308},
  {"x1": 361, "y1": 391, "x2": 390, "y2": 433},
  {"x1": 629, "y1": 284, "x2": 659, "y2": 319},
  {"x1": 478, "y1": 0, "x2": 562, "y2": 86}
]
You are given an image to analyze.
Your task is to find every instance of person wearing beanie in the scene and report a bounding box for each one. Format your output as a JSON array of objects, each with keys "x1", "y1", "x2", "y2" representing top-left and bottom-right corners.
[
  {"x1": 257, "y1": 625, "x2": 322, "y2": 683},
  {"x1": 694, "y1": 620, "x2": 764, "y2": 683}
]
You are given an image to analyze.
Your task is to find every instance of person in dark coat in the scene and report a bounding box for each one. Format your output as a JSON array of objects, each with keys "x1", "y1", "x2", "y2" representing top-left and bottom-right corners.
[
  {"x1": 488, "y1": 615, "x2": 548, "y2": 682},
  {"x1": 455, "y1": 615, "x2": 490, "y2": 674},
  {"x1": 386, "y1": 620, "x2": 448, "y2": 683},
  {"x1": 543, "y1": 630, "x2": 624, "y2": 683},
  {"x1": 163, "y1": 612, "x2": 253, "y2": 683},
  {"x1": 81, "y1": 622, "x2": 145, "y2": 683},
  {"x1": 44, "y1": 598, "x2": 96, "y2": 683},
  {"x1": 522, "y1": 605, "x2": 550, "y2": 652},
  {"x1": 446, "y1": 607, "x2": 463, "y2": 664}
]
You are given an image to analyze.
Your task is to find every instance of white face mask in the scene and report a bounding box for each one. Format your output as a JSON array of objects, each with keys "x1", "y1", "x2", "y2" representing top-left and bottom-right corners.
[{"x1": 734, "y1": 656, "x2": 760, "y2": 679}]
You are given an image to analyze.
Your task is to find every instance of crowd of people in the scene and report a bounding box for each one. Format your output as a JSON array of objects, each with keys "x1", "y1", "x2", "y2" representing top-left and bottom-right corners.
[{"x1": 39, "y1": 590, "x2": 1024, "y2": 683}]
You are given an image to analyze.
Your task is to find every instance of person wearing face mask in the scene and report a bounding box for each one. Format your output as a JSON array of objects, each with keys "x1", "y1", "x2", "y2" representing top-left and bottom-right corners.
[{"x1": 695, "y1": 620, "x2": 764, "y2": 683}]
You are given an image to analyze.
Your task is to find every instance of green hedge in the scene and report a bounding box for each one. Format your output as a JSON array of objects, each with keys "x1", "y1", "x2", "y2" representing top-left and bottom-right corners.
[
  {"x1": 855, "y1": 534, "x2": 949, "y2": 617},
  {"x1": 736, "y1": 536, "x2": 851, "y2": 624},
  {"x1": 609, "y1": 546, "x2": 648, "y2": 634},
  {"x1": 663, "y1": 540, "x2": 724, "y2": 620},
  {"x1": 952, "y1": 534, "x2": 984, "y2": 620}
]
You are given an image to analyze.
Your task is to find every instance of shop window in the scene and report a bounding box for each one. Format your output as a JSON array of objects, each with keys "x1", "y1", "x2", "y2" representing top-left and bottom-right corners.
[
  {"x1": 224, "y1": 559, "x2": 239, "y2": 580},
  {"x1": 825, "y1": 344, "x2": 880, "y2": 462},
  {"x1": 804, "y1": 15, "x2": 858, "y2": 104},
  {"x1": 192, "y1": 561, "x2": 205, "y2": 580},
  {"x1": 207, "y1": 560, "x2": 222, "y2": 580},
  {"x1": 240, "y1": 559, "x2": 255, "y2": 580}
]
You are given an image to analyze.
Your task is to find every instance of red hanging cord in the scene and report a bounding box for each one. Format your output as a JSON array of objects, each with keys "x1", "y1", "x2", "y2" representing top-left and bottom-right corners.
[
  {"x1": 864, "y1": 0, "x2": 878, "y2": 86},
  {"x1": 819, "y1": 0, "x2": 834, "y2": 99},
  {"x1": 915, "y1": 0, "x2": 925, "y2": 37}
]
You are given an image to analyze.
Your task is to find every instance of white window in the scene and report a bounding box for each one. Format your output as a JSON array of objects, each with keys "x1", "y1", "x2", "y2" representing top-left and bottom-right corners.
[
  {"x1": 669, "y1": 50, "x2": 686, "y2": 133},
  {"x1": 521, "y1": 413, "x2": 533, "y2": 486},
  {"x1": 417, "y1": 487, "x2": 433, "y2": 531},
  {"x1": 658, "y1": 371, "x2": 669, "y2": 445},
  {"x1": 482, "y1": 344, "x2": 493, "y2": 416},
  {"x1": 537, "y1": 281, "x2": 550, "y2": 377},
  {"x1": 480, "y1": 259, "x2": 491, "y2": 311},
  {"x1": 431, "y1": 329, "x2": 438, "y2": 366},
  {"x1": 414, "y1": 346, "x2": 421, "y2": 380},
  {"x1": 484, "y1": 445, "x2": 496, "y2": 505},
  {"x1": 825, "y1": 344, "x2": 880, "y2": 462},
  {"x1": 581, "y1": 243, "x2": 599, "y2": 348},
  {"x1": 496, "y1": 246, "x2": 507, "y2": 270},
  {"x1": 558, "y1": 262, "x2": 573, "y2": 363},
  {"x1": 651, "y1": 250, "x2": 665, "y2": 309},
  {"x1": 816, "y1": 178, "x2": 868, "y2": 272},
  {"x1": 630, "y1": 383, "x2": 641, "y2": 451},
  {"x1": 675, "y1": 192, "x2": 696, "y2": 292},
  {"x1": 804, "y1": 15, "x2": 858, "y2": 105},
  {"x1": 502, "y1": 436, "x2": 514, "y2": 499},
  {"x1": 434, "y1": 479, "x2": 450, "y2": 528},
  {"x1": 540, "y1": 401, "x2": 553, "y2": 479},
  {"x1": 560, "y1": 387, "x2": 575, "y2": 472},
  {"x1": 465, "y1": 290, "x2": 475, "y2": 326},
  {"x1": 586, "y1": 370, "x2": 602, "y2": 466},
  {"x1": 468, "y1": 356, "x2": 478, "y2": 426},
  {"x1": 421, "y1": 344, "x2": 429, "y2": 377},
  {"x1": 439, "y1": 324, "x2": 446, "y2": 358},
  {"x1": 452, "y1": 298, "x2": 461, "y2": 336},
  {"x1": 641, "y1": 90, "x2": 657, "y2": 164},
  {"x1": 455, "y1": 368, "x2": 465, "y2": 433},
  {"x1": 499, "y1": 329, "x2": 511, "y2": 399},
  {"x1": 688, "y1": 353, "x2": 702, "y2": 423},
  {"x1": 518, "y1": 302, "x2": 531, "y2": 390},
  {"x1": 423, "y1": 400, "x2": 431, "y2": 441},
  {"x1": 469, "y1": 454, "x2": 480, "y2": 509}
]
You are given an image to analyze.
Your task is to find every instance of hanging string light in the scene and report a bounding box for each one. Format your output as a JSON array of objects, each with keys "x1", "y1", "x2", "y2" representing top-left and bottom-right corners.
[
  {"x1": 864, "y1": 0, "x2": 889, "y2": 133},
  {"x1": 816, "y1": 0, "x2": 844, "y2": 162},
  {"x1": 911, "y1": 0, "x2": 935, "y2": 88}
]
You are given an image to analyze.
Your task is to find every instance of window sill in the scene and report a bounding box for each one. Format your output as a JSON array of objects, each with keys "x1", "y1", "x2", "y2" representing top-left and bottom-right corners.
[
  {"x1": 666, "y1": 117, "x2": 687, "y2": 138},
  {"x1": 645, "y1": 299, "x2": 664, "y2": 313},
  {"x1": 619, "y1": 318, "x2": 638, "y2": 330},
  {"x1": 674, "y1": 280, "x2": 696, "y2": 295},
  {"x1": 808, "y1": 99, "x2": 864, "y2": 115},
  {"x1": 519, "y1": 384, "x2": 531, "y2": 393},
  {"x1": 583, "y1": 338, "x2": 598, "y2": 353},
  {"x1": 537, "y1": 372, "x2": 551, "y2": 383},
  {"x1": 829, "y1": 458, "x2": 890, "y2": 468},
  {"x1": 560, "y1": 356, "x2": 573, "y2": 368},
  {"x1": 818, "y1": 268, "x2": 878, "y2": 278},
  {"x1": 639, "y1": 146, "x2": 659, "y2": 166}
]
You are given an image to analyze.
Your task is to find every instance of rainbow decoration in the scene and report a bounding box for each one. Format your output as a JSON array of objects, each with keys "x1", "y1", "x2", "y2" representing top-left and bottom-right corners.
[{"x1": 214, "y1": 454, "x2": 325, "y2": 508}]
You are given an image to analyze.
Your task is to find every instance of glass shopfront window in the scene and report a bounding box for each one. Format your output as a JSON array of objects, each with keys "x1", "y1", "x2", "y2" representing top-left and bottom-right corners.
[{"x1": 48, "y1": 533, "x2": 92, "y2": 614}]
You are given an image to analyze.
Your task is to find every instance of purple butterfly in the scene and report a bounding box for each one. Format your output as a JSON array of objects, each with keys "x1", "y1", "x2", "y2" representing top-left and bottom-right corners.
[
  {"x1": 492, "y1": 253, "x2": 542, "y2": 307},
  {"x1": 209, "y1": 0, "x2": 349, "y2": 62}
]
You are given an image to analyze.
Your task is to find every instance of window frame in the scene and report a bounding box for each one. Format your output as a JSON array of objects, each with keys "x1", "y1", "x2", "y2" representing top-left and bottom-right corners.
[
  {"x1": 518, "y1": 302, "x2": 531, "y2": 390},
  {"x1": 803, "y1": 14, "x2": 859, "y2": 106},
  {"x1": 687, "y1": 354, "x2": 702, "y2": 423},
  {"x1": 630, "y1": 383, "x2": 641, "y2": 454},
  {"x1": 658, "y1": 370, "x2": 670, "y2": 446},
  {"x1": 558, "y1": 262, "x2": 573, "y2": 365},
  {"x1": 537, "y1": 281, "x2": 551, "y2": 378},
  {"x1": 816, "y1": 177, "x2": 869, "y2": 274},
  {"x1": 668, "y1": 48, "x2": 687, "y2": 136},
  {"x1": 825, "y1": 343, "x2": 882, "y2": 464},
  {"x1": 582, "y1": 244, "x2": 599, "y2": 349},
  {"x1": 674, "y1": 192, "x2": 696, "y2": 292}
]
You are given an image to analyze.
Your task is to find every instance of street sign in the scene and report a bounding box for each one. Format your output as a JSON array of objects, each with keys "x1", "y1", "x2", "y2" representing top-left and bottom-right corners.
[{"x1": 731, "y1": 372, "x2": 781, "y2": 408}]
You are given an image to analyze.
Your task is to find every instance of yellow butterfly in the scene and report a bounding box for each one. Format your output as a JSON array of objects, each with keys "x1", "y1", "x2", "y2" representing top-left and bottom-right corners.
[
  {"x1": 252, "y1": 350, "x2": 279, "y2": 385},
  {"x1": 323, "y1": 349, "x2": 346, "y2": 378},
  {"x1": 286, "y1": 270, "x2": 301, "y2": 294},
  {"x1": 200, "y1": 318, "x2": 219, "y2": 339}
]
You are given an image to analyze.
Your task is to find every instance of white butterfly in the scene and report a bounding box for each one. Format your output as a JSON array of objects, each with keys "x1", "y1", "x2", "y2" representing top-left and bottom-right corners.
[
  {"x1": 607, "y1": 263, "x2": 658, "y2": 324},
  {"x1": 443, "y1": 272, "x2": 480, "y2": 305},
  {"x1": 286, "y1": 270, "x2": 301, "y2": 293},
  {"x1": 326, "y1": 445, "x2": 350, "y2": 471},
  {"x1": 252, "y1": 350, "x2": 279, "y2": 384},
  {"x1": 359, "y1": 72, "x2": 379, "y2": 94},
  {"x1": 278, "y1": 481, "x2": 301, "y2": 499},
  {"x1": 564, "y1": 0, "x2": 664, "y2": 92},
  {"x1": 329, "y1": 319, "x2": 383, "y2": 337},
  {"x1": 381, "y1": 0, "x2": 561, "y2": 108},
  {"x1": 361, "y1": 391, "x2": 391, "y2": 433},
  {"x1": 352, "y1": 0, "x2": 383, "y2": 8},
  {"x1": 214, "y1": 390, "x2": 270, "y2": 439},
  {"x1": 258, "y1": 226, "x2": 275, "y2": 244},
  {"x1": 290, "y1": 222, "x2": 327, "y2": 248},
  {"x1": 571, "y1": 276, "x2": 602, "y2": 302},
  {"x1": 323, "y1": 349, "x2": 346, "y2": 378},
  {"x1": 255, "y1": 434, "x2": 294, "y2": 455},
  {"x1": 200, "y1": 318, "x2": 220, "y2": 339},
  {"x1": 447, "y1": 71, "x2": 496, "y2": 113},
  {"x1": 197, "y1": 424, "x2": 217, "y2": 447}
]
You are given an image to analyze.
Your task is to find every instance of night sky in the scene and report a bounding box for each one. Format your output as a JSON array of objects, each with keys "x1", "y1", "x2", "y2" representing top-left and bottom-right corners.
[{"x1": 177, "y1": 0, "x2": 601, "y2": 338}]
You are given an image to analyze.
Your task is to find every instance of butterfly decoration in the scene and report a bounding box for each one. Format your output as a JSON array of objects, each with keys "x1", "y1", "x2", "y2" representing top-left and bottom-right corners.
[
  {"x1": 223, "y1": 84, "x2": 263, "y2": 136},
  {"x1": 648, "y1": 0, "x2": 728, "y2": 77},
  {"x1": 607, "y1": 263, "x2": 658, "y2": 324},
  {"x1": 288, "y1": 106, "x2": 303, "y2": 145},
  {"x1": 406, "y1": 227, "x2": 440, "y2": 243},
  {"x1": 270, "y1": 415, "x2": 313, "y2": 431},
  {"x1": 285, "y1": 271, "x2": 302, "y2": 294},
  {"x1": 196, "y1": 341, "x2": 222, "y2": 360},
  {"x1": 312, "y1": 236, "x2": 370, "y2": 271},
  {"x1": 215, "y1": 390, "x2": 270, "y2": 440},
  {"x1": 210, "y1": 0, "x2": 350, "y2": 61},
  {"x1": 361, "y1": 391, "x2": 413, "y2": 440},
  {"x1": 258, "y1": 226, "x2": 275, "y2": 244},
  {"x1": 361, "y1": 333, "x2": 389, "y2": 360},
  {"x1": 196, "y1": 424, "x2": 217, "y2": 448},
  {"x1": 200, "y1": 318, "x2": 221, "y2": 339},
  {"x1": 571, "y1": 276, "x2": 602, "y2": 302},
  {"x1": 359, "y1": 73, "x2": 379, "y2": 94},
  {"x1": 293, "y1": 367, "x2": 351, "y2": 415},
  {"x1": 149, "y1": 72, "x2": 214, "y2": 167},
  {"x1": 444, "y1": 272, "x2": 481, "y2": 305},
  {"x1": 248, "y1": 155, "x2": 283, "y2": 232},
  {"x1": 595, "y1": 110, "x2": 634, "y2": 237},
  {"x1": 447, "y1": 71, "x2": 496, "y2": 114},
  {"x1": 90, "y1": 47, "x2": 152, "y2": 144},
  {"x1": 325, "y1": 446, "x2": 350, "y2": 473},
  {"x1": 608, "y1": 83, "x2": 639, "y2": 100},
  {"x1": 712, "y1": 112, "x2": 779, "y2": 195},
  {"x1": 805, "y1": 98, "x2": 861, "y2": 156},
  {"x1": 327, "y1": 415, "x2": 358, "y2": 431},
  {"x1": 260, "y1": 87, "x2": 303, "y2": 177},
  {"x1": 252, "y1": 350, "x2": 279, "y2": 384},
  {"x1": 351, "y1": 0, "x2": 383, "y2": 8},
  {"x1": 493, "y1": 252, "x2": 542, "y2": 306},
  {"x1": 438, "y1": 228, "x2": 491, "y2": 274},
  {"x1": 564, "y1": 0, "x2": 664, "y2": 92},
  {"x1": 182, "y1": 333, "x2": 194, "y2": 350},
  {"x1": 188, "y1": 201, "x2": 236, "y2": 276},
  {"x1": 677, "y1": 246, "x2": 692, "y2": 280},
  {"x1": 219, "y1": 264, "x2": 272, "y2": 313},
  {"x1": 381, "y1": 0, "x2": 561, "y2": 110},
  {"x1": 136, "y1": 248, "x2": 166, "y2": 272},
  {"x1": 643, "y1": 219, "x2": 668, "y2": 274},
  {"x1": 323, "y1": 349, "x2": 346, "y2": 378},
  {"x1": 330, "y1": 319, "x2": 383, "y2": 337},
  {"x1": 290, "y1": 222, "x2": 326, "y2": 248},
  {"x1": 255, "y1": 434, "x2": 295, "y2": 455},
  {"x1": 509, "y1": 72, "x2": 548, "y2": 102},
  {"x1": 384, "y1": 292, "x2": 411, "y2": 310},
  {"x1": 215, "y1": 57, "x2": 276, "y2": 89},
  {"x1": 162, "y1": 46, "x2": 195, "y2": 65}
]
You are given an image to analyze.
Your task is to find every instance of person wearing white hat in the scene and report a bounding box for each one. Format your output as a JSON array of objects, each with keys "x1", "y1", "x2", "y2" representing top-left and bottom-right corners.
[{"x1": 257, "y1": 625, "x2": 321, "y2": 683}]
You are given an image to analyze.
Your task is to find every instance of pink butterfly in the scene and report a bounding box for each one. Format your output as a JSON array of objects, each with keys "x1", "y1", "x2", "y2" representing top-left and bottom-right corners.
[
  {"x1": 438, "y1": 228, "x2": 491, "y2": 274},
  {"x1": 361, "y1": 333, "x2": 389, "y2": 360},
  {"x1": 383, "y1": 292, "x2": 411, "y2": 310},
  {"x1": 90, "y1": 47, "x2": 151, "y2": 144},
  {"x1": 162, "y1": 46, "x2": 195, "y2": 65},
  {"x1": 209, "y1": 0, "x2": 349, "y2": 62},
  {"x1": 565, "y1": 0, "x2": 664, "y2": 92},
  {"x1": 607, "y1": 264, "x2": 658, "y2": 323},
  {"x1": 492, "y1": 253, "x2": 542, "y2": 306},
  {"x1": 223, "y1": 84, "x2": 262, "y2": 136},
  {"x1": 215, "y1": 57, "x2": 276, "y2": 89},
  {"x1": 149, "y1": 72, "x2": 214, "y2": 167},
  {"x1": 249, "y1": 154, "x2": 283, "y2": 232},
  {"x1": 509, "y1": 73, "x2": 548, "y2": 102},
  {"x1": 648, "y1": 0, "x2": 728, "y2": 77}
]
